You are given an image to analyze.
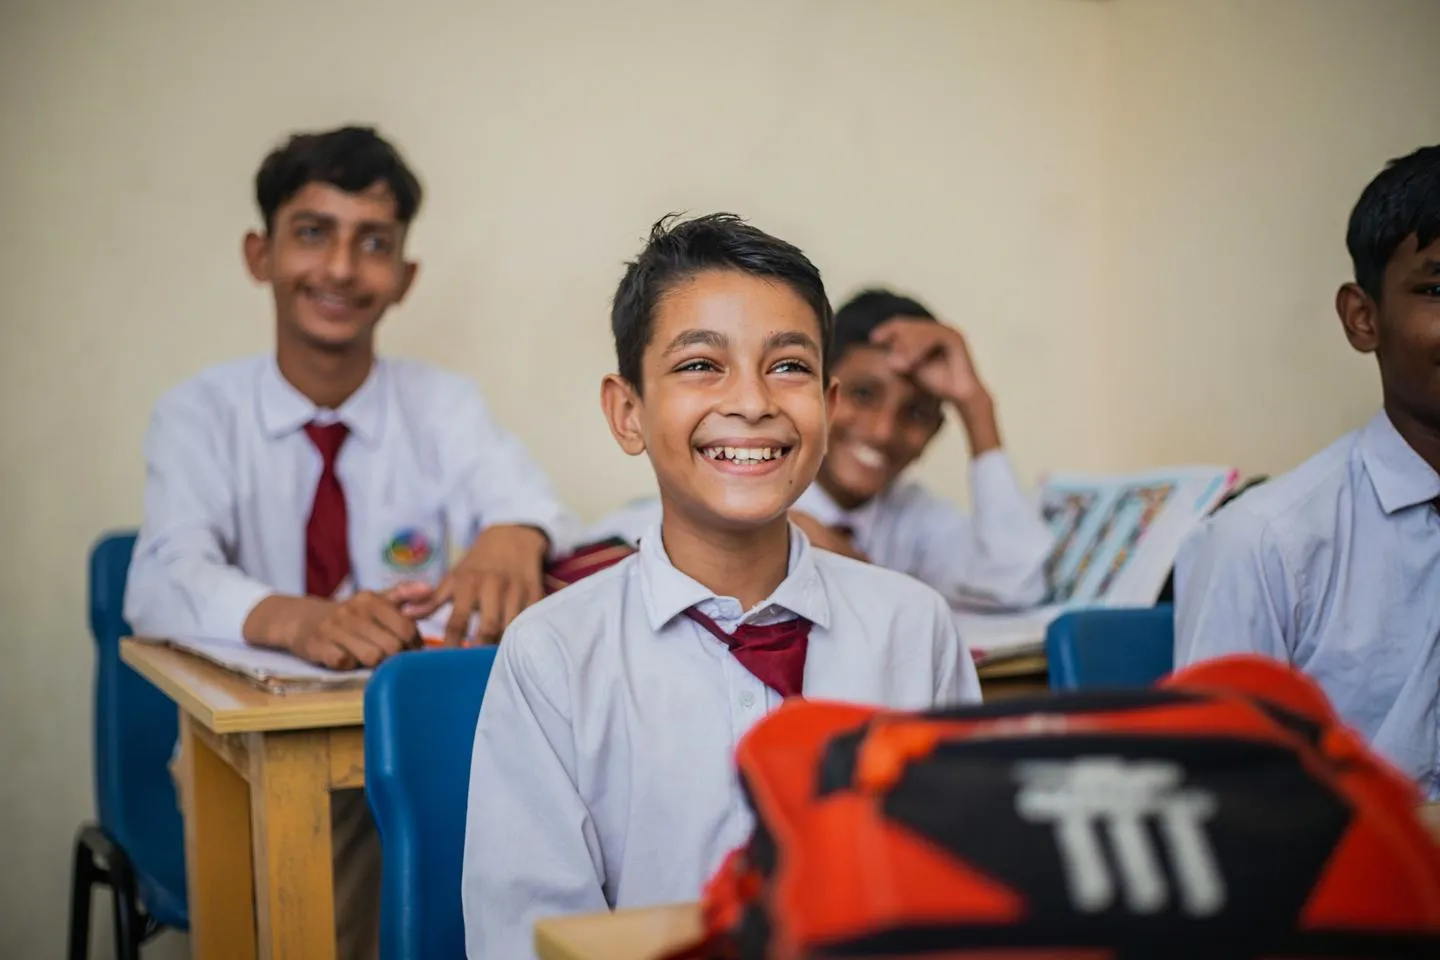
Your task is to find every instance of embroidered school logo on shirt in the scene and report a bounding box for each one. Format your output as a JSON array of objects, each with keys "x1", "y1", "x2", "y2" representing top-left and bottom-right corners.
[{"x1": 382, "y1": 528, "x2": 435, "y2": 570}]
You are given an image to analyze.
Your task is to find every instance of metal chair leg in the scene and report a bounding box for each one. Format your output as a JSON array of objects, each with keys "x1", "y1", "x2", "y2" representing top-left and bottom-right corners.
[{"x1": 67, "y1": 828, "x2": 100, "y2": 960}]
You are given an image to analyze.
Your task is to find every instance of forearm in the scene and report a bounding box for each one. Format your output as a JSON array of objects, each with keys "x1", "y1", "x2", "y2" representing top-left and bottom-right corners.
[
  {"x1": 242, "y1": 594, "x2": 332, "y2": 651},
  {"x1": 953, "y1": 389, "x2": 1001, "y2": 458}
]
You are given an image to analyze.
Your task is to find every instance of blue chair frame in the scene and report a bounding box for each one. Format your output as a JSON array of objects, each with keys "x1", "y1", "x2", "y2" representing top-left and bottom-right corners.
[
  {"x1": 1045, "y1": 605, "x2": 1176, "y2": 691},
  {"x1": 68, "y1": 532, "x2": 188, "y2": 960},
  {"x1": 365, "y1": 646, "x2": 498, "y2": 960}
]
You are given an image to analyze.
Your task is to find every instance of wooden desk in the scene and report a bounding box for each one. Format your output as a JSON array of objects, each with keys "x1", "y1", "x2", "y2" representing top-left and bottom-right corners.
[
  {"x1": 976, "y1": 653, "x2": 1049, "y2": 700},
  {"x1": 536, "y1": 903, "x2": 700, "y2": 960},
  {"x1": 121, "y1": 640, "x2": 365, "y2": 960},
  {"x1": 535, "y1": 808, "x2": 1440, "y2": 960}
]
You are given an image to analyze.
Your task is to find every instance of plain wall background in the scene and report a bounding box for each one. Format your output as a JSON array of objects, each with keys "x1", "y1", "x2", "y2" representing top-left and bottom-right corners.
[{"x1": 1, "y1": 0, "x2": 1436, "y2": 956}]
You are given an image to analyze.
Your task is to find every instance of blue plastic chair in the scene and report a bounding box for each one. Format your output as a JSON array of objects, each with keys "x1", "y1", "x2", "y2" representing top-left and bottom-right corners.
[
  {"x1": 1045, "y1": 605, "x2": 1176, "y2": 691},
  {"x1": 365, "y1": 647, "x2": 498, "y2": 960},
  {"x1": 68, "y1": 532, "x2": 188, "y2": 960}
]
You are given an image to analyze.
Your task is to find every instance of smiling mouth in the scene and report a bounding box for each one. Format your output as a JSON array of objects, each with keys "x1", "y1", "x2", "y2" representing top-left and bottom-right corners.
[
  {"x1": 695, "y1": 444, "x2": 794, "y2": 473},
  {"x1": 302, "y1": 287, "x2": 366, "y2": 317},
  {"x1": 847, "y1": 443, "x2": 887, "y2": 471}
]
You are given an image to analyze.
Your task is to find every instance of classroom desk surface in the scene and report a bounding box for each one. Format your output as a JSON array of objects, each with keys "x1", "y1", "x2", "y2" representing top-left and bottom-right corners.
[
  {"x1": 122, "y1": 640, "x2": 364, "y2": 732},
  {"x1": 121, "y1": 639, "x2": 366, "y2": 960},
  {"x1": 535, "y1": 804, "x2": 1440, "y2": 960}
]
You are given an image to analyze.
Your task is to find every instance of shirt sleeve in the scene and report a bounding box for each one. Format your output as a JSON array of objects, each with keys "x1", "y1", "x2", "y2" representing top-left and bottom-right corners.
[
  {"x1": 932, "y1": 592, "x2": 984, "y2": 705},
  {"x1": 1173, "y1": 512, "x2": 1293, "y2": 668},
  {"x1": 907, "y1": 451, "x2": 1056, "y2": 613},
  {"x1": 442, "y1": 381, "x2": 583, "y2": 558},
  {"x1": 463, "y1": 617, "x2": 608, "y2": 960},
  {"x1": 122, "y1": 391, "x2": 275, "y2": 645}
]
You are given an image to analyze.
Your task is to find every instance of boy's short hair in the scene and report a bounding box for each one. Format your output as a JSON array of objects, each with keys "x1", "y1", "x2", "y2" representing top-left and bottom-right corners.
[
  {"x1": 255, "y1": 126, "x2": 423, "y2": 233},
  {"x1": 610, "y1": 213, "x2": 834, "y2": 390},
  {"x1": 1346, "y1": 144, "x2": 1440, "y2": 302},
  {"x1": 833, "y1": 288, "x2": 938, "y2": 361}
]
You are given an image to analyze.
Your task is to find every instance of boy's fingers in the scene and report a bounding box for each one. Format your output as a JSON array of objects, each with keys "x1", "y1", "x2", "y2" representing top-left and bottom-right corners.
[
  {"x1": 475, "y1": 575, "x2": 507, "y2": 644},
  {"x1": 362, "y1": 593, "x2": 421, "y2": 646},
  {"x1": 444, "y1": 576, "x2": 477, "y2": 647},
  {"x1": 499, "y1": 580, "x2": 524, "y2": 637}
]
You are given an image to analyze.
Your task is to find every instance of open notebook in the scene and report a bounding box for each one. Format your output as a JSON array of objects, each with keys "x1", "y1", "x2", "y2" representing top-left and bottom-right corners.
[
  {"x1": 960, "y1": 465, "x2": 1240, "y2": 665},
  {"x1": 133, "y1": 635, "x2": 372, "y2": 694}
]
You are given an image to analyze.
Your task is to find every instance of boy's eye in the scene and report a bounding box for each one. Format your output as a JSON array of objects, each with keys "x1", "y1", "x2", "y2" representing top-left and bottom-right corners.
[
  {"x1": 674, "y1": 358, "x2": 721, "y2": 374},
  {"x1": 770, "y1": 359, "x2": 813, "y2": 375},
  {"x1": 906, "y1": 403, "x2": 943, "y2": 426},
  {"x1": 294, "y1": 224, "x2": 325, "y2": 243},
  {"x1": 1417, "y1": 284, "x2": 1440, "y2": 297},
  {"x1": 360, "y1": 235, "x2": 393, "y2": 255},
  {"x1": 844, "y1": 383, "x2": 879, "y2": 406}
]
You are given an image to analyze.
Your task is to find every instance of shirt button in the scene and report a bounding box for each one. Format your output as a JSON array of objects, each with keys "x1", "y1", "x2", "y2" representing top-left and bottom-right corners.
[{"x1": 739, "y1": 693, "x2": 755, "y2": 709}]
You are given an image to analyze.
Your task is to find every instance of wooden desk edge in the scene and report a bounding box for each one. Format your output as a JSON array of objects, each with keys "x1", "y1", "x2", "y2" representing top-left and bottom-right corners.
[{"x1": 121, "y1": 639, "x2": 364, "y2": 734}]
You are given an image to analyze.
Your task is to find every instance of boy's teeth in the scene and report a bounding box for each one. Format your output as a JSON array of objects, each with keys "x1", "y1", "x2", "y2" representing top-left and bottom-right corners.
[
  {"x1": 704, "y1": 446, "x2": 783, "y2": 462},
  {"x1": 851, "y1": 445, "x2": 885, "y2": 469}
]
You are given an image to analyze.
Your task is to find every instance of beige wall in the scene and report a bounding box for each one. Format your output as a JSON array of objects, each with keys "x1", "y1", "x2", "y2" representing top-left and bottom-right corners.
[{"x1": 0, "y1": 1, "x2": 1435, "y2": 956}]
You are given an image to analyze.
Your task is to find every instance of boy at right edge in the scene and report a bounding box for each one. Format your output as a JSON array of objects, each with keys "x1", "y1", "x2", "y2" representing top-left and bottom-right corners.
[{"x1": 1175, "y1": 145, "x2": 1440, "y2": 798}]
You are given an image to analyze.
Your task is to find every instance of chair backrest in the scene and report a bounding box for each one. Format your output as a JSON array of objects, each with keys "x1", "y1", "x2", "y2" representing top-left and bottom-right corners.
[
  {"x1": 1045, "y1": 605, "x2": 1176, "y2": 690},
  {"x1": 365, "y1": 647, "x2": 499, "y2": 960},
  {"x1": 89, "y1": 531, "x2": 187, "y2": 899}
]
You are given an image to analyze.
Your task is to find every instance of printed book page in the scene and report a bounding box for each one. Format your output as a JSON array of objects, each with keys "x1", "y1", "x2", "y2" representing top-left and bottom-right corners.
[{"x1": 961, "y1": 465, "x2": 1237, "y2": 664}]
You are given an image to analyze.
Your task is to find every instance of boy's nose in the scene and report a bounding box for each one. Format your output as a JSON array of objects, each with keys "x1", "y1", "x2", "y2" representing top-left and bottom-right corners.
[
  {"x1": 326, "y1": 242, "x2": 357, "y2": 282},
  {"x1": 723, "y1": 371, "x2": 779, "y2": 421}
]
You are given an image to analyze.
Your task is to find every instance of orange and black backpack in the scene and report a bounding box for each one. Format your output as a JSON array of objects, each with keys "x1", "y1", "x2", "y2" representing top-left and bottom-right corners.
[{"x1": 669, "y1": 656, "x2": 1440, "y2": 959}]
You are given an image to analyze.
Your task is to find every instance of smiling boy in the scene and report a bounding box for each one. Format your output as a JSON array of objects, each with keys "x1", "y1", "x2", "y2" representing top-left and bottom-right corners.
[
  {"x1": 123, "y1": 125, "x2": 576, "y2": 958},
  {"x1": 462, "y1": 214, "x2": 979, "y2": 958}
]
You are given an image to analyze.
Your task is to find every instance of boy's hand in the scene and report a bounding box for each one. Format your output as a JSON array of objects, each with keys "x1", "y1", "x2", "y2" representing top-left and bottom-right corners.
[
  {"x1": 406, "y1": 524, "x2": 549, "y2": 646},
  {"x1": 288, "y1": 587, "x2": 425, "y2": 670},
  {"x1": 870, "y1": 318, "x2": 988, "y2": 408},
  {"x1": 789, "y1": 510, "x2": 869, "y2": 562},
  {"x1": 870, "y1": 318, "x2": 1001, "y2": 455}
]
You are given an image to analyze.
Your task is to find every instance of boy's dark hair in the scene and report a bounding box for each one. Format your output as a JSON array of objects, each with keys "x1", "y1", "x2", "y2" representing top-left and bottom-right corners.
[
  {"x1": 833, "y1": 288, "x2": 937, "y2": 361},
  {"x1": 611, "y1": 213, "x2": 834, "y2": 390},
  {"x1": 1346, "y1": 144, "x2": 1440, "y2": 302},
  {"x1": 255, "y1": 126, "x2": 423, "y2": 233}
]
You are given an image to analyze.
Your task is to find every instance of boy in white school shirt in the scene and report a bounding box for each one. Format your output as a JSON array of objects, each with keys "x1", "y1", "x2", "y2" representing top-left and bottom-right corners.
[
  {"x1": 1174, "y1": 144, "x2": 1440, "y2": 798},
  {"x1": 463, "y1": 214, "x2": 981, "y2": 959},
  {"x1": 593, "y1": 289, "x2": 1055, "y2": 612},
  {"x1": 123, "y1": 126, "x2": 577, "y2": 958}
]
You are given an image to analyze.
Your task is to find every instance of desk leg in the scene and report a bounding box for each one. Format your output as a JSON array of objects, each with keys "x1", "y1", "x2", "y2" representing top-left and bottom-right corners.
[
  {"x1": 248, "y1": 729, "x2": 337, "y2": 960},
  {"x1": 180, "y1": 713, "x2": 259, "y2": 960}
]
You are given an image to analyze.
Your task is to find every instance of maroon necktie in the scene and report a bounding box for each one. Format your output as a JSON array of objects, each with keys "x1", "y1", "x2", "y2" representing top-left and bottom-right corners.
[
  {"x1": 304, "y1": 422, "x2": 351, "y2": 598},
  {"x1": 684, "y1": 607, "x2": 810, "y2": 699}
]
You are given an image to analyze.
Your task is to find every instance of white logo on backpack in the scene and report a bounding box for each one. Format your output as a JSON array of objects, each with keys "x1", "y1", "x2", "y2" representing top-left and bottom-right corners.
[{"x1": 1014, "y1": 757, "x2": 1225, "y2": 916}]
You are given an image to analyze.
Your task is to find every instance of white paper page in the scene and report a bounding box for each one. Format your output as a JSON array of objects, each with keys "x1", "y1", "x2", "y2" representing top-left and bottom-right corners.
[{"x1": 148, "y1": 635, "x2": 372, "y2": 685}]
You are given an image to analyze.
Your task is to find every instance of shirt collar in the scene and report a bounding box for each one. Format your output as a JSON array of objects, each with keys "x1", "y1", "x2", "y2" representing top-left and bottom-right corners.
[
  {"x1": 258, "y1": 355, "x2": 385, "y2": 446},
  {"x1": 635, "y1": 522, "x2": 832, "y2": 633},
  {"x1": 1359, "y1": 410, "x2": 1440, "y2": 515}
]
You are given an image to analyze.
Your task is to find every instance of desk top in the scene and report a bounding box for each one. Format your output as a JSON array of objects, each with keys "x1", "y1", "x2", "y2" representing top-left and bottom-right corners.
[
  {"x1": 535, "y1": 903, "x2": 699, "y2": 960},
  {"x1": 121, "y1": 639, "x2": 364, "y2": 734}
]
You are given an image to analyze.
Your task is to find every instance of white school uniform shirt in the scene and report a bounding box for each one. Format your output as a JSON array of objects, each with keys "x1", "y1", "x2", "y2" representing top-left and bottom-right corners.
[
  {"x1": 1174, "y1": 411, "x2": 1440, "y2": 797},
  {"x1": 462, "y1": 524, "x2": 980, "y2": 959},
  {"x1": 589, "y1": 450, "x2": 1055, "y2": 612},
  {"x1": 123, "y1": 355, "x2": 580, "y2": 644}
]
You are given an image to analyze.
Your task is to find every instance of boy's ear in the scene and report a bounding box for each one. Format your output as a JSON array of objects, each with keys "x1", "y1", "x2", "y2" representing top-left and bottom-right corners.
[
  {"x1": 395, "y1": 260, "x2": 419, "y2": 303},
  {"x1": 243, "y1": 231, "x2": 270, "y2": 283},
  {"x1": 601, "y1": 374, "x2": 647, "y2": 456},
  {"x1": 1336, "y1": 282, "x2": 1380, "y2": 354}
]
